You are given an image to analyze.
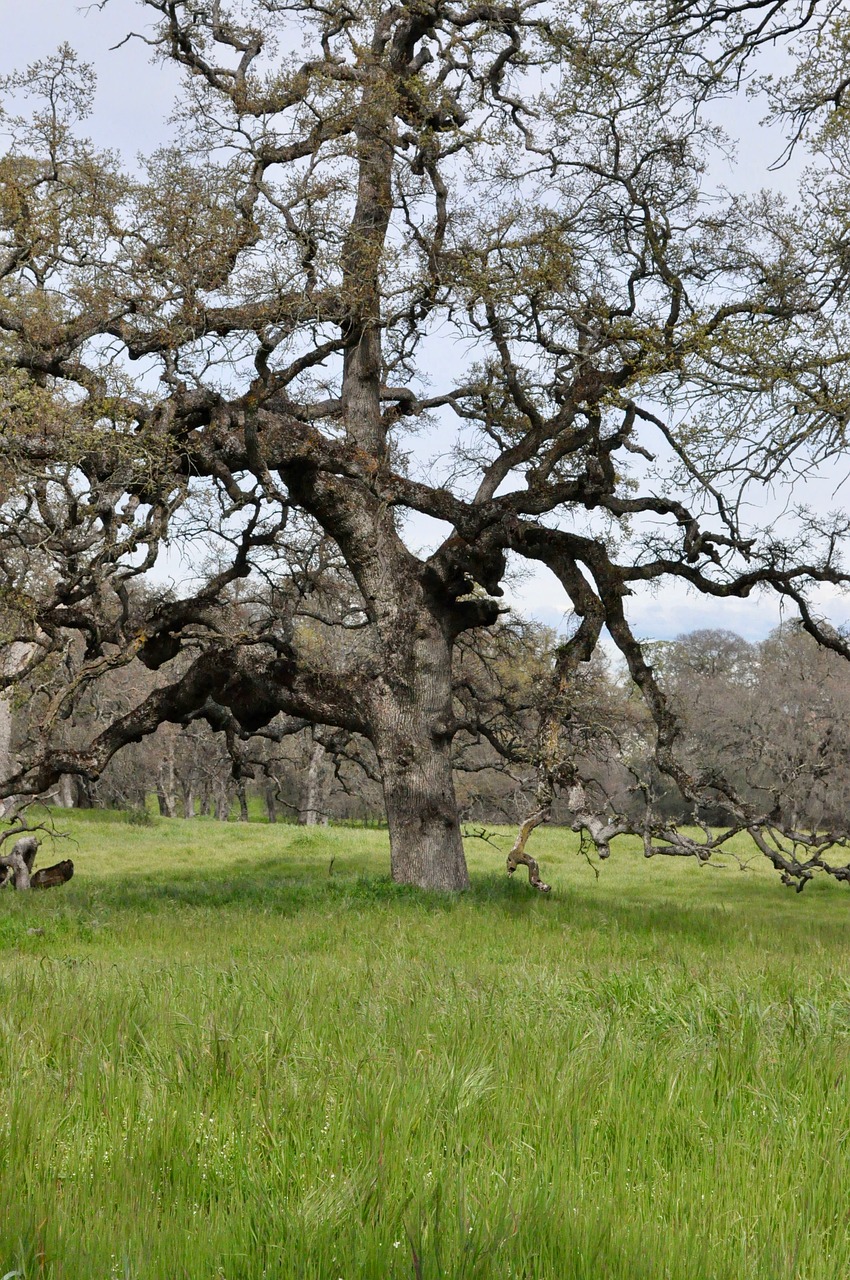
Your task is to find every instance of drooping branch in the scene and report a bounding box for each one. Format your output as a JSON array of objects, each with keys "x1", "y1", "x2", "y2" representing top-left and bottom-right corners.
[
  {"x1": 0, "y1": 644, "x2": 368, "y2": 804},
  {"x1": 3, "y1": 1, "x2": 850, "y2": 895},
  {"x1": 506, "y1": 805, "x2": 552, "y2": 893}
]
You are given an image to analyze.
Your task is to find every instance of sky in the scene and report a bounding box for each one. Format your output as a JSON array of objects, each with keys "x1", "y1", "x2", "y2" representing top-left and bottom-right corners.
[{"x1": 1, "y1": 2, "x2": 847, "y2": 644}]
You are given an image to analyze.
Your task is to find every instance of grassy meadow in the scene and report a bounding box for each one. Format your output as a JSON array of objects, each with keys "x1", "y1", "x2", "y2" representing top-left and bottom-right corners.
[{"x1": 2, "y1": 812, "x2": 850, "y2": 1279}]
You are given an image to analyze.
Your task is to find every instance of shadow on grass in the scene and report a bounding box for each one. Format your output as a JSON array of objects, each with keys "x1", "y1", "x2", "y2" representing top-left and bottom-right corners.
[
  {"x1": 43, "y1": 855, "x2": 829, "y2": 949},
  {"x1": 7, "y1": 822, "x2": 850, "y2": 958},
  {"x1": 62, "y1": 857, "x2": 455, "y2": 916}
]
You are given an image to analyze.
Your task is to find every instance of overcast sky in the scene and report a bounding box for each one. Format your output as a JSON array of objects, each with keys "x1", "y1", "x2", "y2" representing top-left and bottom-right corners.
[{"x1": 2, "y1": 3, "x2": 846, "y2": 644}]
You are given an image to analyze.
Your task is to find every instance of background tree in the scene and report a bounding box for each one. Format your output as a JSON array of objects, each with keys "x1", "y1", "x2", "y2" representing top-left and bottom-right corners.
[
  {"x1": 4, "y1": 2, "x2": 850, "y2": 889},
  {"x1": 653, "y1": 625, "x2": 850, "y2": 834}
]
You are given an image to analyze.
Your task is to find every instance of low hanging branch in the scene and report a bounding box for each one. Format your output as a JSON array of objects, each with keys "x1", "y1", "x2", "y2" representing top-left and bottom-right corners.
[
  {"x1": 505, "y1": 605, "x2": 608, "y2": 893},
  {"x1": 503, "y1": 569, "x2": 850, "y2": 895},
  {"x1": 506, "y1": 800, "x2": 552, "y2": 892},
  {"x1": 566, "y1": 780, "x2": 631, "y2": 861},
  {"x1": 5, "y1": 0, "x2": 850, "y2": 898}
]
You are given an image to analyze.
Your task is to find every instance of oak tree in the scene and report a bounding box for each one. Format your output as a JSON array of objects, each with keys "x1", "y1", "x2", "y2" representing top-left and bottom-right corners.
[{"x1": 3, "y1": 1, "x2": 850, "y2": 890}]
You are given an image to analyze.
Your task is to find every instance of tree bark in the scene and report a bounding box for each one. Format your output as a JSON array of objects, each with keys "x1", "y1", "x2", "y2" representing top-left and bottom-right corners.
[
  {"x1": 377, "y1": 733, "x2": 468, "y2": 891},
  {"x1": 215, "y1": 784, "x2": 232, "y2": 821},
  {"x1": 156, "y1": 785, "x2": 176, "y2": 818},
  {"x1": 0, "y1": 836, "x2": 73, "y2": 889},
  {"x1": 236, "y1": 780, "x2": 249, "y2": 823},
  {"x1": 299, "y1": 736, "x2": 325, "y2": 825},
  {"x1": 156, "y1": 744, "x2": 177, "y2": 817},
  {"x1": 370, "y1": 626, "x2": 469, "y2": 893},
  {"x1": 182, "y1": 786, "x2": 195, "y2": 819},
  {"x1": 283, "y1": 454, "x2": 474, "y2": 888},
  {"x1": 75, "y1": 777, "x2": 94, "y2": 809},
  {"x1": 0, "y1": 834, "x2": 38, "y2": 888},
  {"x1": 507, "y1": 807, "x2": 552, "y2": 892},
  {"x1": 57, "y1": 774, "x2": 75, "y2": 808},
  {"x1": 265, "y1": 781, "x2": 277, "y2": 823},
  {"x1": 0, "y1": 849, "x2": 31, "y2": 889},
  {"x1": 31, "y1": 859, "x2": 74, "y2": 888},
  {"x1": 0, "y1": 696, "x2": 12, "y2": 813},
  {"x1": 0, "y1": 644, "x2": 30, "y2": 818}
]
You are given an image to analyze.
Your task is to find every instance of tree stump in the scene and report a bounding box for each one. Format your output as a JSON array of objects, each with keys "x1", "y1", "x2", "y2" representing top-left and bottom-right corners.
[{"x1": 0, "y1": 836, "x2": 74, "y2": 890}]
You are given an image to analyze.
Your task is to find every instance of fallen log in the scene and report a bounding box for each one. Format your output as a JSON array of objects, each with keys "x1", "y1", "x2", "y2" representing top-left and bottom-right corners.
[
  {"x1": 31, "y1": 859, "x2": 74, "y2": 889},
  {"x1": 0, "y1": 836, "x2": 73, "y2": 889}
]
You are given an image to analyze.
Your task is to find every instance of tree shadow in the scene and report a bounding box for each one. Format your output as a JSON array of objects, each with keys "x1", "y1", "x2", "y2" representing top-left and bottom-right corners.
[{"x1": 12, "y1": 842, "x2": 849, "y2": 959}]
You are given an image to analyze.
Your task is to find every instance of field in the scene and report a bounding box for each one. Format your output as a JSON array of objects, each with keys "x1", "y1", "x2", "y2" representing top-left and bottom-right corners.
[{"x1": 2, "y1": 813, "x2": 850, "y2": 1279}]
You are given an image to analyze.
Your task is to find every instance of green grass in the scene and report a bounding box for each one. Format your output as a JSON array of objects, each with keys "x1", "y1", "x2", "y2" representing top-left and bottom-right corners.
[{"x1": 2, "y1": 813, "x2": 850, "y2": 1279}]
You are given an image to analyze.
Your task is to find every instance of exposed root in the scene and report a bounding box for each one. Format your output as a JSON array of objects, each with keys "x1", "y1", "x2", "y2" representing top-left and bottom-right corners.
[{"x1": 0, "y1": 834, "x2": 38, "y2": 889}]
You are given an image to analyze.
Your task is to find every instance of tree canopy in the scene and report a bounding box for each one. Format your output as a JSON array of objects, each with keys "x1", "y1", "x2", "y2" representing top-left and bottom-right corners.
[{"x1": 3, "y1": 0, "x2": 850, "y2": 890}]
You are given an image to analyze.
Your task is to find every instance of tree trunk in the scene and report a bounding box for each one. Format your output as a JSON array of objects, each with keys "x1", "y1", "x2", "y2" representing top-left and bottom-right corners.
[
  {"x1": 157, "y1": 747, "x2": 177, "y2": 817},
  {"x1": 370, "y1": 626, "x2": 469, "y2": 892},
  {"x1": 265, "y1": 781, "x2": 277, "y2": 823},
  {"x1": 182, "y1": 787, "x2": 195, "y2": 819},
  {"x1": 215, "y1": 784, "x2": 232, "y2": 821},
  {"x1": 299, "y1": 736, "x2": 325, "y2": 825},
  {"x1": 156, "y1": 784, "x2": 176, "y2": 818},
  {"x1": 0, "y1": 833, "x2": 38, "y2": 887},
  {"x1": 236, "y1": 780, "x2": 249, "y2": 823},
  {"x1": 75, "y1": 776, "x2": 94, "y2": 809},
  {"x1": 0, "y1": 696, "x2": 13, "y2": 811},
  {"x1": 0, "y1": 836, "x2": 73, "y2": 889},
  {"x1": 57, "y1": 773, "x2": 75, "y2": 809},
  {"x1": 375, "y1": 724, "x2": 468, "y2": 891},
  {"x1": 0, "y1": 644, "x2": 29, "y2": 818}
]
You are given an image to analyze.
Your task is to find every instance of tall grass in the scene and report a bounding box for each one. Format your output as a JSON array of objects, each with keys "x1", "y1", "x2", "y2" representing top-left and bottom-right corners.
[{"x1": 1, "y1": 812, "x2": 849, "y2": 1278}]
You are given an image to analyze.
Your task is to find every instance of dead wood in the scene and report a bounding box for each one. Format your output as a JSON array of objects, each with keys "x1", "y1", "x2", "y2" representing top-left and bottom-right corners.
[
  {"x1": 506, "y1": 807, "x2": 552, "y2": 892},
  {"x1": 0, "y1": 835, "x2": 73, "y2": 890},
  {"x1": 31, "y1": 859, "x2": 74, "y2": 889}
]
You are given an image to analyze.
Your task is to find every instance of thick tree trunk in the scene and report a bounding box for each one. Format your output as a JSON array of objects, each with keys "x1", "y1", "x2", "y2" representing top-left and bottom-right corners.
[
  {"x1": 370, "y1": 627, "x2": 469, "y2": 892},
  {"x1": 377, "y1": 732, "x2": 468, "y2": 891},
  {"x1": 182, "y1": 787, "x2": 195, "y2": 819}
]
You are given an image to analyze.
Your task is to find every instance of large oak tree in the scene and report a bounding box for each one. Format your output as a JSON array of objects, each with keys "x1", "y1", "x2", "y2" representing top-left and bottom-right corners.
[{"x1": 3, "y1": 0, "x2": 850, "y2": 890}]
